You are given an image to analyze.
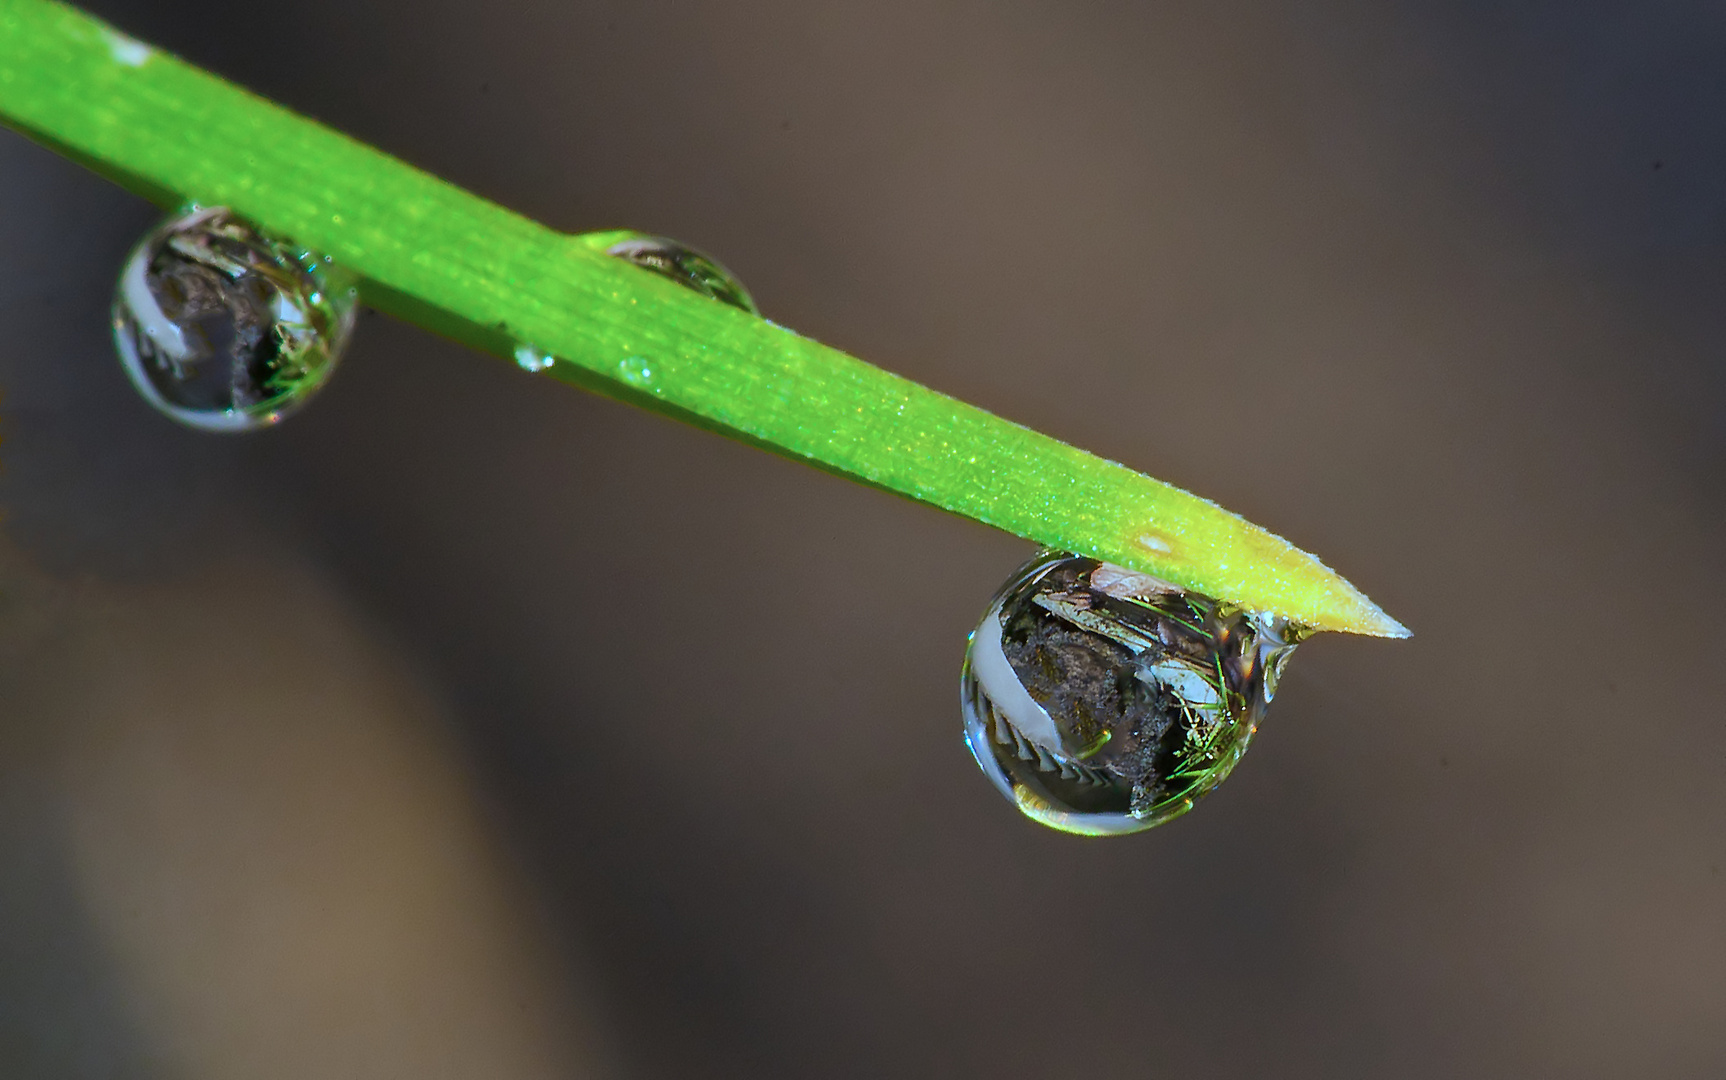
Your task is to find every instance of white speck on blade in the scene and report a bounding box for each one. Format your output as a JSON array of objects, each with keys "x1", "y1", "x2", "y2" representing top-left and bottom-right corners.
[{"x1": 105, "y1": 31, "x2": 152, "y2": 67}]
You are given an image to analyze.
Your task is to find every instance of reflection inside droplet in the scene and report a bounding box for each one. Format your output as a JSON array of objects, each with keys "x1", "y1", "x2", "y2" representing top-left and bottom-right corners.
[
  {"x1": 111, "y1": 206, "x2": 355, "y2": 432},
  {"x1": 962, "y1": 550, "x2": 1306, "y2": 836},
  {"x1": 604, "y1": 234, "x2": 758, "y2": 315}
]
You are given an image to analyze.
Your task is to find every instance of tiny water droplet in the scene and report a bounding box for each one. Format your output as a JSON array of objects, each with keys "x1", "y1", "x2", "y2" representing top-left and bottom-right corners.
[
  {"x1": 112, "y1": 206, "x2": 355, "y2": 432},
  {"x1": 962, "y1": 550, "x2": 1306, "y2": 836},
  {"x1": 514, "y1": 342, "x2": 556, "y2": 372},
  {"x1": 605, "y1": 234, "x2": 758, "y2": 314},
  {"x1": 617, "y1": 355, "x2": 655, "y2": 388}
]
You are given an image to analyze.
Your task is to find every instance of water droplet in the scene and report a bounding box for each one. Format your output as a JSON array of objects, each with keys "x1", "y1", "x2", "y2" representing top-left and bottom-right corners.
[
  {"x1": 617, "y1": 355, "x2": 655, "y2": 389},
  {"x1": 112, "y1": 206, "x2": 355, "y2": 432},
  {"x1": 605, "y1": 234, "x2": 758, "y2": 315},
  {"x1": 514, "y1": 342, "x2": 555, "y2": 372},
  {"x1": 962, "y1": 550, "x2": 1306, "y2": 836}
]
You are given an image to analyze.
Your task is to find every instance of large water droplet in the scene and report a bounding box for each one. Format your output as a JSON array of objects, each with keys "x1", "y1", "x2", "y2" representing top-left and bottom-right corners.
[
  {"x1": 605, "y1": 234, "x2": 758, "y2": 315},
  {"x1": 962, "y1": 550, "x2": 1306, "y2": 836},
  {"x1": 112, "y1": 206, "x2": 356, "y2": 432}
]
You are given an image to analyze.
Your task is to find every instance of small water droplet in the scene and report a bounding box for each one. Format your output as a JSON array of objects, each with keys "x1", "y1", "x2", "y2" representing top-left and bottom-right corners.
[
  {"x1": 605, "y1": 234, "x2": 758, "y2": 314},
  {"x1": 514, "y1": 342, "x2": 556, "y2": 372},
  {"x1": 617, "y1": 355, "x2": 655, "y2": 388},
  {"x1": 111, "y1": 206, "x2": 355, "y2": 432},
  {"x1": 962, "y1": 550, "x2": 1306, "y2": 836}
]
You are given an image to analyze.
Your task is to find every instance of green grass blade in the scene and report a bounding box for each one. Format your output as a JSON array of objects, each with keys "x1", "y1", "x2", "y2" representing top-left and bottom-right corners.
[{"x1": 0, "y1": 0, "x2": 1406, "y2": 637}]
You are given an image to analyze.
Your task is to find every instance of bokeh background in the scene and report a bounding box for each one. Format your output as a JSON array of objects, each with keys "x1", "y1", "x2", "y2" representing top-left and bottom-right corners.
[{"x1": 3, "y1": 1, "x2": 1724, "y2": 1076}]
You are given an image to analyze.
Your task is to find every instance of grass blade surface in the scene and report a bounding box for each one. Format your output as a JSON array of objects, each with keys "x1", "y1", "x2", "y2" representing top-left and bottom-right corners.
[{"x1": 0, "y1": 0, "x2": 1406, "y2": 636}]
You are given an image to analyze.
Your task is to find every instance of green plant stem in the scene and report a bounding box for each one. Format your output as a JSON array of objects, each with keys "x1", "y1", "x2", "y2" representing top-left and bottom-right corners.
[{"x1": 0, "y1": 0, "x2": 1406, "y2": 637}]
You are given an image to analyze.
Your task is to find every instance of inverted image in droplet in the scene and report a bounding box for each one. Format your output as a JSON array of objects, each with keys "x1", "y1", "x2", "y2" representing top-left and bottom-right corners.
[
  {"x1": 962, "y1": 550, "x2": 1306, "y2": 836},
  {"x1": 112, "y1": 206, "x2": 356, "y2": 432},
  {"x1": 605, "y1": 234, "x2": 758, "y2": 315}
]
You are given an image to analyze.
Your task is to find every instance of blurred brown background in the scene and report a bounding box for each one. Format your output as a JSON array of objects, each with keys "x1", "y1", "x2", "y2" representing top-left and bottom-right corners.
[{"x1": 3, "y1": 1, "x2": 1723, "y2": 1076}]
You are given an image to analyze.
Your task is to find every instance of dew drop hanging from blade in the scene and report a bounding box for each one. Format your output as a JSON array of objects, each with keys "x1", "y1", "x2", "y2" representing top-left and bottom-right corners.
[
  {"x1": 112, "y1": 206, "x2": 356, "y2": 432},
  {"x1": 962, "y1": 550, "x2": 1308, "y2": 836}
]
